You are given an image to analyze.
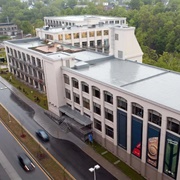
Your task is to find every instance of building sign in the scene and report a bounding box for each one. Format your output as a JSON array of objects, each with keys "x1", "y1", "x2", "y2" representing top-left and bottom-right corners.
[
  {"x1": 131, "y1": 117, "x2": 143, "y2": 158},
  {"x1": 146, "y1": 125, "x2": 160, "y2": 168},
  {"x1": 117, "y1": 110, "x2": 127, "y2": 149},
  {"x1": 164, "y1": 133, "x2": 179, "y2": 179}
]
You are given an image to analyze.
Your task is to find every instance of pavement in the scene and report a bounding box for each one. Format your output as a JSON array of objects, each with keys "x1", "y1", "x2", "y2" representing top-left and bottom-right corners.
[{"x1": 0, "y1": 76, "x2": 130, "y2": 180}]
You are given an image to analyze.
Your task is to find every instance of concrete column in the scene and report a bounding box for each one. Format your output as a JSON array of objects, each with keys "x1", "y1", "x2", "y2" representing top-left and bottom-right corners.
[
  {"x1": 69, "y1": 76, "x2": 74, "y2": 110},
  {"x1": 100, "y1": 89, "x2": 105, "y2": 146},
  {"x1": 158, "y1": 114, "x2": 167, "y2": 174},
  {"x1": 89, "y1": 85, "x2": 93, "y2": 121},
  {"x1": 141, "y1": 108, "x2": 148, "y2": 176},
  {"x1": 126, "y1": 101, "x2": 132, "y2": 165},
  {"x1": 113, "y1": 96, "x2": 118, "y2": 155},
  {"x1": 79, "y1": 81, "x2": 83, "y2": 115}
]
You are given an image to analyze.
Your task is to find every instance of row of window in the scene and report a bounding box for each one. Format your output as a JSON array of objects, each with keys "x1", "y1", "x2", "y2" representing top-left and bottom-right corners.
[
  {"x1": 0, "y1": 27, "x2": 17, "y2": 31},
  {"x1": 45, "y1": 19, "x2": 126, "y2": 27},
  {"x1": 6, "y1": 47, "x2": 42, "y2": 68},
  {"x1": 58, "y1": 30, "x2": 109, "y2": 41},
  {"x1": 64, "y1": 75, "x2": 180, "y2": 136}
]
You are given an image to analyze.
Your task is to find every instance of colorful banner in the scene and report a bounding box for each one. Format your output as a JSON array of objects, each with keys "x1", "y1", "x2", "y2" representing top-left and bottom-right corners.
[
  {"x1": 131, "y1": 117, "x2": 142, "y2": 158},
  {"x1": 146, "y1": 125, "x2": 160, "y2": 168},
  {"x1": 164, "y1": 133, "x2": 179, "y2": 179}
]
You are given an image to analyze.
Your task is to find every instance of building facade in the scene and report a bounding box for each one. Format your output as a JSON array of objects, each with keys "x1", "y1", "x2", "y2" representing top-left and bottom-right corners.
[
  {"x1": 36, "y1": 15, "x2": 143, "y2": 62},
  {"x1": 0, "y1": 23, "x2": 18, "y2": 36},
  {"x1": 3, "y1": 16, "x2": 180, "y2": 180}
]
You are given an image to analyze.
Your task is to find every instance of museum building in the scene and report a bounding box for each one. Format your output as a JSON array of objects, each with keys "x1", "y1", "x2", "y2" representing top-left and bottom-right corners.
[{"x1": 3, "y1": 15, "x2": 180, "y2": 180}]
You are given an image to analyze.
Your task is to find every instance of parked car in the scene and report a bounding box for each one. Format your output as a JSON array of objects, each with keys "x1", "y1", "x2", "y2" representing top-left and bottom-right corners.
[
  {"x1": 18, "y1": 153, "x2": 35, "y2": 171},
  {"x1": 36, "y1": 129, "x2": 49, "y2": 142}
]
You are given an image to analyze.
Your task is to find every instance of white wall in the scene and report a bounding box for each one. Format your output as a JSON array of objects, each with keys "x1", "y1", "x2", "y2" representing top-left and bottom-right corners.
[
  {"x1": 43, "y1": 57, "x2": 65, "y2": 115},
  {"x1": 113, "y1": 27, "x2": 143, "y2": 63}
]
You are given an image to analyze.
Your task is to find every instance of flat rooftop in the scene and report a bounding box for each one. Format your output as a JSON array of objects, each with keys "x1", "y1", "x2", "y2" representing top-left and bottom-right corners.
[
  {"x1": 44, "y1": 15, "x2": 126, "y2": 22},
  {"x1": 71, "y1": 58, "x2": 180, "y2": 112}
]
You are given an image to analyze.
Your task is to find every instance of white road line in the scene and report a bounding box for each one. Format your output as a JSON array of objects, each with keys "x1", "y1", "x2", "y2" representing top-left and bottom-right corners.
[
  {"x1": 0, "y1": 149, "x2": 22, "y2": 180},
  {"x1": 0, "y1": 87, "x2": 7, "y2": 90}
]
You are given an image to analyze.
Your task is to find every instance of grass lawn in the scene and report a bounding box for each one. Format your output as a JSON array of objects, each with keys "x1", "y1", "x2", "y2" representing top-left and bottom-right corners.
[
  {"x1": 0, "y1": 104, "x2": 74, "y2": 180},
  {"x1": 91, "y1": 141, "x2": 146, "y2": 180},
  {"x1": 0, "y1": 72, "x2": 48, "y2": 109}
]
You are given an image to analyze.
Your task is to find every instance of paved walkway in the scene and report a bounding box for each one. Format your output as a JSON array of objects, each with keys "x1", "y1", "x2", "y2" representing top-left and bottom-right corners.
[{"x1": 0, "y1": 76, "x2": 130, "y2": 180}]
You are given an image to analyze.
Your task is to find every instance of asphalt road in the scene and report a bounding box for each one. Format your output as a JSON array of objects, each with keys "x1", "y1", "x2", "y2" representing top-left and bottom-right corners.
[
  {"x1": 0, "y1": 81, "x2": 117, "y2": 180},
  {"x1": 0, "y1": 122, "x2": 49, "y2": 180}
]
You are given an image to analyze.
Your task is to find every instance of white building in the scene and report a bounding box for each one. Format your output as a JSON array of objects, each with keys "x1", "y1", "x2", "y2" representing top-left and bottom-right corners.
[
  {"x1": 3, "y1": 16, "x2": 180, "y2": 180},
  {"x1": 36, "y1": 15, "x2": 143, "y2": 62}
]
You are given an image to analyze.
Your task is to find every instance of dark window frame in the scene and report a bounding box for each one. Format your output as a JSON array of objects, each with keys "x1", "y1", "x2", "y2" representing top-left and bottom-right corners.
[
  {"x1": 105, "y1": 108, "x2": 113, "y2": 122},
  {"x1": 117, "y1": 96, "x2": 127, "y2": 110},
  {"x1": 104, "y1": 91, "x2": 113, "y2": 104},
  {"x1": 132, "y1": 103, "x2": 144, "y2": 118},
  {"x1": 105, "y1": 125, "x2": 114, "y2": 138},
  {"x1": 94, "y1": 119, "x2": 102, "y2": 131},
  {"x1": 148, "y1": 110, "x2": 162, "y2": 126}
]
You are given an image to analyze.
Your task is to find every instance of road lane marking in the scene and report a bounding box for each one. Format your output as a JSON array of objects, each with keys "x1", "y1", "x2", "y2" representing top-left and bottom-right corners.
[
  {"x1": 0, "y1": 149, "x2": 22, "y2": 180},
  {"x1": 0, "y1": 120, "x2": 51, "y2": 180},
  {"x1": 0, "y1": 87, "x2": 7, "y2": 90}
]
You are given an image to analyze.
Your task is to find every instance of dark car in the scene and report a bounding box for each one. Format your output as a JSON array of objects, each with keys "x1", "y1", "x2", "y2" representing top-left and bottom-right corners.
[
  {"x1": 36, "y1": 129, "x2": 49, "y2": 142},
  {"x1": 18, "y1": 153, "x2": 35, "y2": 171}
]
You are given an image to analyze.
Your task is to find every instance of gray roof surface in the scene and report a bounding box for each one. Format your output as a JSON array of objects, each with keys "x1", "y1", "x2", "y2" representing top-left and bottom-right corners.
[
  {"x1": 73, "y1": 58, "x2": 180, "y2": 112},
  {"x1": 44, "y1": 15, "x2": 125, "y2": 22}
]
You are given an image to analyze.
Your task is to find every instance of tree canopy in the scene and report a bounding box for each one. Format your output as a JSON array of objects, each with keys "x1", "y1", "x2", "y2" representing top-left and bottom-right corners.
[{"x1": 0, "y1": 0, "x2": 180, "y2": 71}]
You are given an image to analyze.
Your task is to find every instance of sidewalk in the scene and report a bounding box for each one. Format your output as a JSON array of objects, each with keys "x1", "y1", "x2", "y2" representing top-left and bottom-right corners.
[{"x1": 0, "y1": 76, "x2": 130, "y2": 180}]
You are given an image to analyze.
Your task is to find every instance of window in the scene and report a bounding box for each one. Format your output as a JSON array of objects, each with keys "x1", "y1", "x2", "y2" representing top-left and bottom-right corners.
[
  {"x1": 83, "y1": 97, "x2": 90, "y2": 109},
  {"x1": 118, "y1": 51, "x2": 123, "y2": 58},
  {"x1": 73, "y1": 93, "x2": 80, "y2": 104},
  {"x1": 132, "y1": 103, "x2": 143, "y2": 118},
  {"x1": 37, "y1": 58, "x2": 41, "y2": 68},
  {"x1": 117, "y1": 96, "x2": 127, "y2": 110},
  {"x1": 104, "y1": 30, "x2": 109, "y2": 35},
  {"x1": 84, "y1": 113, "x2": 90, "y2": 118},
  {"x1": 72, "y1": 78, "x2": 79, "y2": 89},
  {"x1": 58, "y1": 34, "x2": 63, "y2": 41},
  {"x1": 65, "y1": 89, "x2": 71, "y2": 99},
  {"x1": 92, "y1": 86, "x2": 100, "y2": 98},
  {"x1": 89, "y1": 31, "x2": 95, "y2": 37},
  {"x1": 94, "y1": 119, "x2": 101, "y2": 131},
  {"x1": 167, "y1": 117, "x2": 180, "y2": 134},
  {"x1": 148, "y1": 110, "x2": 161, "y2": 126},
  {"x1": 27, "y1": 54, "x2": 30, "y2": 62},
  {"x1": 65, "y1": 33, "x2": 71, "y2": 40},
  {"x1": 22, "y1": 53, "x2": 26, "y2": 61},
  {"x1": 81, "y1": 32, "x2": 87, "y2": 38},
  {"x1": 90, "y1": 41, "x2": 95, "y2": 48},
  {"x1": 93, "y1": 102, "x2": 101, "y2": 115},
  {"x1": 75, "y1": 108, "x2": 80, "y2": 112},
  {"x1": 82, "y1": 82, "x2": 89, "y2": 93},
  {"x1": 6, "y1": 47, "x2": 9, "y2": 53},
  {"x1": 97, "y1": 31, "x2": 102, "y2": 36},
  {"x1": 73, "y1": 33, "x2": 79, "y2": 39},
  {"x1": 32, "y1": 56, "x2": 36, "y2": 66},
  {"x1": 14, "y1": 50, "x2": 17, "y2": 58},
  {"x1": 82, "y1": 42, "x2": 87, "y2": 48},
  {"x1": 18, "y1": 51, "x2": 21, "y2": 59},
  {"x1": 105, "y1": 108, "x2": 113, "y2": 122},
  {"x1": 105, "y1": 125, "x2": 114, "y2": 138},
  {"x1": 115, "y1": 20, "x2": 119, "y2": 24},
  {"x1": 64, "y1": 74, "x2": 70, "y2": 84},
  {"x1": 115, "y1": 34, "x2": 119, "y2": 40},
  {"x1": 67, "y1": 103, "x2": 71, "y2": 108},
  {"x1": 104, "y1": 91, "x2": 113, "y2": 104}
]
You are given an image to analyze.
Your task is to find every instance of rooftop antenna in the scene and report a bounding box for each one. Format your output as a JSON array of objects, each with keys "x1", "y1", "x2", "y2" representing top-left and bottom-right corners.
[{"x1": 7, "y1": 16, "x2": 9, "y2": 23}]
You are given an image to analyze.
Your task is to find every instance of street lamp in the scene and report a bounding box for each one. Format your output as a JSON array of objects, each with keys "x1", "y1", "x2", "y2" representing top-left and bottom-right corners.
[{"x1": 89, "y1": 164, "x2": 100, "y2": 180}]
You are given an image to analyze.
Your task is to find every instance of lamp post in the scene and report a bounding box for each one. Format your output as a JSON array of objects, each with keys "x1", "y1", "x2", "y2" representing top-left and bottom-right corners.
[{"x1": 89, "y1": 164, "x2": 100, "y2": 180}]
